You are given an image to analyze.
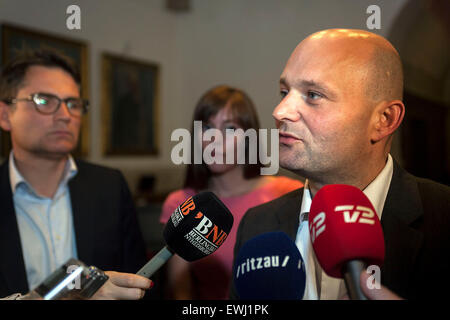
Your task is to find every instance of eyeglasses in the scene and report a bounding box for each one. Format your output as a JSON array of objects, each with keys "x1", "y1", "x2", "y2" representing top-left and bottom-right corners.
[{"x1": 4, "y1": 92, "x2": 89, "y2": 116}]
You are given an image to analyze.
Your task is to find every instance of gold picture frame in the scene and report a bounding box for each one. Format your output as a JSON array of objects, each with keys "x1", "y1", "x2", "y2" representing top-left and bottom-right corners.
[
  {"x1": 101, "y1": 53, "x2": 159, "y2": 156},
  {"x1": 0, "y1": 23, "x2": 89, "y2": 158}
]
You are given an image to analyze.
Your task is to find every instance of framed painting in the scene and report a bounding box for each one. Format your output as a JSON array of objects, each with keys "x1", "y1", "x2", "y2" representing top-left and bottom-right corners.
[
  {"x1": 101, "y1": 53, "x2": 159, "y2": 155},
  {"x1": 0, "y1": 23, "x2": 89, "y2": 157}
]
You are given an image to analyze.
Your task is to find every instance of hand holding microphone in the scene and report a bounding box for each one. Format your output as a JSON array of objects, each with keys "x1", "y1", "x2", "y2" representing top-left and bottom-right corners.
[
  {"x1": 4, "y1": 192, "x2": 232, "y2": 301},
  {"x1": 137, "y1": 191, "x2": 234, "y2": 278},
  {"x1": 308, "y1": 184, "x2": 385, "y2": 300}
]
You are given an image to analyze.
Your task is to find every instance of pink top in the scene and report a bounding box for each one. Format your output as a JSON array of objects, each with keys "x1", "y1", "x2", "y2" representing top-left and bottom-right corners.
[{"x1": 160, "y1": 176, "x2": 303, "y2": 299}]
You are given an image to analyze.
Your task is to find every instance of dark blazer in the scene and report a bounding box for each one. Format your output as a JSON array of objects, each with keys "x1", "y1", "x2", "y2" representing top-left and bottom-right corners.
[
  {"x1": 0, "y1": 159, "x2": 147, "y2": 297},
  {"x1": 230, "y1": 161, "x2": 450, "y2": 299}
]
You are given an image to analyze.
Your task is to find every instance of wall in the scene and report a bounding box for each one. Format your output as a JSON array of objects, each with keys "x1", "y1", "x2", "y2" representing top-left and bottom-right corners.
[{"x1": 0, "y1": 0, "x2": 409, "y2": 195}]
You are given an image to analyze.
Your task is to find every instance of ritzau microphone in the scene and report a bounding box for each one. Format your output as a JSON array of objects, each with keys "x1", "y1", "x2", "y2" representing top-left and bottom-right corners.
[
  {"x1": 308, "y1": 184, "x2": 385, "y2": 300},
  {"x1": 233, "y1": 232, "x2": 306, "y2": 300}
]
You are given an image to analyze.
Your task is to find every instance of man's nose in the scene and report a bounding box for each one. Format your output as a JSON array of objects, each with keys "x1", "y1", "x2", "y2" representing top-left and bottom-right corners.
[
  {"x1": 54, "y1": 101, "x2": 72, "y2": 121},
  {"x1": 272, "y1": 94, "x2": 301, "y2": 124}
]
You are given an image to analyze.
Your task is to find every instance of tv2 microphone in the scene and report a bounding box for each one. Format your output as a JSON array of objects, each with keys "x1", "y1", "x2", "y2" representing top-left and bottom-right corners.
[{"x1": 308, "y1": 184, "x2": 385, "y2": 300}]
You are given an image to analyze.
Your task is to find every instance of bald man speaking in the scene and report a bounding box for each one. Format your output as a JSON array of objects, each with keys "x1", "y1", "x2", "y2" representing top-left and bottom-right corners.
[{"x1": 230, "y1": 29, "x2": 450, "y2": 300}]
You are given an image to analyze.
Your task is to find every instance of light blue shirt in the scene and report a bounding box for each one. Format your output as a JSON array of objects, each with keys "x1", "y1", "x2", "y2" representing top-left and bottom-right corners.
[{"x1": 9, "y1": 152, "x2": 79, "y2": 291}]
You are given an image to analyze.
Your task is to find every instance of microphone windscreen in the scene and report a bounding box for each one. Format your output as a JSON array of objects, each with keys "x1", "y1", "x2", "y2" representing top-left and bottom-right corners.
[
  {"x1": 233, "y1": 232, "x2": 306, "y2": 300},
  {"x1": 163, "y1": 191, "x2": 234, "y2": 262},
  {"x1": 309, "y1": 184, "x2": 385, "y2": 278}
]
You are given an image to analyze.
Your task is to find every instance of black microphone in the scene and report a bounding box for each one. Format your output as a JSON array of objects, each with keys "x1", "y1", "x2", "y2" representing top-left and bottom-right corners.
[{"x1": 137, "y1": 191, "x2": 233, "y2": 278}]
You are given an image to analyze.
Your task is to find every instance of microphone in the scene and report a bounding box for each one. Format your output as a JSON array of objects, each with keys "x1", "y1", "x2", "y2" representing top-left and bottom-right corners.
[
  {"x1": 308, "y1": 184, "x2": 385, "y2": 300},
  {"x1": 137, "y1": 191, "x2": 234, "y2": 278},
  {"x1": 233, "y1": 232, "x2": 306, "y2": 300}
]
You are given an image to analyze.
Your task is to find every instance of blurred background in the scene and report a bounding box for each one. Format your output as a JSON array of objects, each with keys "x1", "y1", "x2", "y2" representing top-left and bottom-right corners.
[{"x1": 1, "y1": 0, "x2": 449, "y2": 298}]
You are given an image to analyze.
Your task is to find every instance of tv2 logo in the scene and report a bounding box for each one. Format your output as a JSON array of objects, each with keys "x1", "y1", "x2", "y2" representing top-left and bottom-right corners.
[
  {"x1": 310, "y1": 205, "x2": 376, "y2": 243},
  {"x1": 335, "y1": 205, "x2": 376, "y2": 225},
  {"x1": 310, "y1": 212, "x2": 326, "y2": 243}
]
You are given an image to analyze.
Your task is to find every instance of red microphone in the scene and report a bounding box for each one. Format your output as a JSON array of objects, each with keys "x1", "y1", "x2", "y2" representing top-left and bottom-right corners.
[{"x1": 308, "y1": 184, "x2": 385, "y2": 300}]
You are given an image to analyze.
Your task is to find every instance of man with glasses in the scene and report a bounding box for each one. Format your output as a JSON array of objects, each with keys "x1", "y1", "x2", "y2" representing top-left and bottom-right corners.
[
  {"x1": 5, "y1": 92, "x2": 89, "y2": 117},
  {"x1": 0, "y1": 50, "x2": 151, "y2": 299}
]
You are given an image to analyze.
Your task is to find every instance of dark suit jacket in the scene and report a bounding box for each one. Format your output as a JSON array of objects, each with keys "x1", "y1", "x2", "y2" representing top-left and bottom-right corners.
[
  {"x1": 0, "y1": 159, "x2": 147, "y2": 297},
  {"x1": 230, "y1": 161, "x2": 450, "y2": 299}
]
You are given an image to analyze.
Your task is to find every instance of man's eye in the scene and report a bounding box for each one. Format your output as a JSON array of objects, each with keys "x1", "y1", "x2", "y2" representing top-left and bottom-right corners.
[
  {"x1": 66, "y1": 100, "x2": 81, "y2": 109},
  {"x1": 307, "y1": 91, "x2": 322, "y2": 100},
  {"x1": 280, "y1": 90, "x2": 288, "y2": 99},
  {"x1": 35, "y1": 97, "x2": 49, "y2": 105}
]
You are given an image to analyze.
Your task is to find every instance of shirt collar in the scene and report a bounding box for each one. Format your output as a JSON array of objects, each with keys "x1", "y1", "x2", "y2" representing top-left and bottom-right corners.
[
  {"x1": 300, "y1": 179, "x2": 312, "y2": 223},
  {"x1": 9, "y1": 151, "x2": 78, "y2": 196},
  {"x1": 361, "y1": 154, "x2": 393, "y2": 220},
  {"x1": 299, "y1": 154, "x2": 394, "y2": 222}
]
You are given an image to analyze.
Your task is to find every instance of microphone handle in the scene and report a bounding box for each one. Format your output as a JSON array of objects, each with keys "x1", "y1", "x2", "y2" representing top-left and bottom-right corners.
[
  {"x1": 136, "y1": 246, "x2": 174, "y2": 278},
  {"x1": 342, "y1": 260, "x2": 368, "y2": 300}
]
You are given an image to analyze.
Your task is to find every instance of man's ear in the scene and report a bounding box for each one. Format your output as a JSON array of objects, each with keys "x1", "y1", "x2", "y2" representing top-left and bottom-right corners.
[
  {"x1": 0, "y1": 101, "x2": 12, "y2": 131},
  {"x1": 370, "y1": 100, "x2": 405, "y2": 143}
]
